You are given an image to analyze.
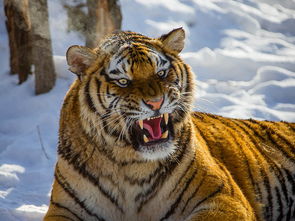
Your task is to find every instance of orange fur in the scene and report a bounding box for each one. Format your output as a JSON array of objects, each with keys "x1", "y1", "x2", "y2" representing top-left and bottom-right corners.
[{"x1": 44, "y1": 29, "x2": 294, "y2": 221}]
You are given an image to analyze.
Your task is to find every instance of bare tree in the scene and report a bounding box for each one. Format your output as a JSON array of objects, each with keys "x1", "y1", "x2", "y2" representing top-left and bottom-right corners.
[
  {"x1": 86, "y1": 0, "x2": 122, "y2": 48},
  {"x1": 62, "y1": 1, "x2": 88, "y2": 38},
  {"x1": 4, "y1": 0, "x2": 32, "y2": 84},
  {"x1": 4, "y1": 0, "x2": 56, "y2": 94},
  {"x1": 29, "y1": 0, "x2": 56, "y2": 95},
  {"x1": 63, "y1": 0, "x2": 122, "y2": 48}
]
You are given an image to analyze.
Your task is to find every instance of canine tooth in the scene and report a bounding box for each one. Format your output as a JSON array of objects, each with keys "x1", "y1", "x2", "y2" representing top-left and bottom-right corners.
[
  {"x1": 162, "y1": 130, "x2": 168, "y2": 139},
  {"x1": 164, "y1": 113, "x2": 169, "y2": 124},
  {"x1": 139, "y1": 120, "x2": 143, "y2": 129},
  {"x1": 143, "y1": 135, "x2": 149, "y2": 143}
]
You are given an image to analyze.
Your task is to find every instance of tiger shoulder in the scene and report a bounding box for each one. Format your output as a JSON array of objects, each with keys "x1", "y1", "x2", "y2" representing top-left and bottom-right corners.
[{"x1": 44, "y1": 28, "x2": 295, "y2": 221}]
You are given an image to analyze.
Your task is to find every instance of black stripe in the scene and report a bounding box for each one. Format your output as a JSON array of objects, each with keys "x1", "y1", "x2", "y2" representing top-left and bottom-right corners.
[
  {"x1": 79, "y1": 129, "x2": 145, "y2": 166},
  {"x1": 130, "y1": 59, "x2": 135, "y2": 74},
  {"x1": 136, "y1": 142, "x2": 187, "y2": 209},
  {"x1": 216, "y1": 162, "x2": 235, "y2": 197},
  {"x1": 260, "y1": 167, "x2": 273, "y2": 220},
  {"x1": 115, "y1": 49, "x2": 130, "y2": 61},
  {"x1": 50, "y1": 200, "x2": 84, "y2": 221},
  {"x1": 106, "y1": 85, "x2": 111, "y2": 97},
  {"x1": 285, "y1": 122, "x2": 295, "y2": 132},
  {"x1": 124, "y1": 165, "x2": 163, "y2": 186},
  {"x1": 137, "y1": 125, "x2": 191, "y2": 213},
  {"x1": 102, "y1": 117, "x2": 123, "y2": 139},
  {"x1": 45, "y1": 215, "x2": 75, "y2": 221},
  {"x1": 284, "y1": 169, "x2": 295, "y2": 195},
  {"x1": 135, "y1": 169, "x2": 167, "y2": 212},
  {"x1": 286, "y1": 198, "x2": 293, "y2": 220},
  {"x1": 193, "y1": 120, "x2": 230, "y2": 167},
  {"x1": 249, "y1": 120, "x2": 295, "y2": 163},
  {"x1": 122, "y1": 63, "x2": 127, "y2": 73},
  {"x1": 239, "y1": 121, "x2": 276, "y2": 220},
  {"x1": 215, "y1": 117, "x2": 261, "y2": 204},
  {"x1": 109, "y1": 69, "x2": 121, "y2": 75},
  {"x1": 189, "y1": 183, "x2": 224, "y2": 215},
  {"x1": 183, "y1": 64, "x2": 192, "y2": 92},
  {"x1": 108, "y1": 97, "x2": 120, "y2": 109},
  {"x1": 275, "y1": 187, "x2": 283, "y2": 221},
  {"x1": 146, "y1": 56, "x2": 153, "y2": 66},
  {"x1": 95, "y1": 78, "x2": 108, "y2": 110},
  {"x1": 123, "y1": 97, "x2": 138, "y2": 106},
  {"x1": 235, "y1": 119, "x2": 290, "y2": 206},
  {"x1": 175, "y1": 63, "x2": 184, "y2": 87},
  {"x1": 84, "y1": 79, "x2": 97, "y2": 113},
  {"x1": 173, "y1": 108, "x2": 186, "y2": 124},
  {"x1": 159, "y1": 168, "x2": 199, "y2": 221},
  {"x1": 264, "y1": 122, "x2": 295, "y2": 149},
  {"x1": 159, "y1": 56, "x2": 168, "y2": 66},
  {"x1": 155, "y1": 55, "x2": 160, "y2": 66},
  {"x1": 181, "y1": 174, "x2": 207, "y2": 213},
  {"x1": 117, "y1": 53, "x2": 129, "y2": 65},
  {"x1": 229, "y1": 120, "x2": 266, "y2": 200},
  {"x1": 113, "y1": 96, "x2": 121, "y2": 108},
  {"x1": 57, "y1": 150, "x2": 125, "y2": 214},
  {"x1": 55, "y1": 167, "x2": 106, "y2": 221},
  {"x1": 168, "y1": 156, "x2": 195, "y2": 197},
  {"x1": 147, "y1": 82, "x2": 157, "y2": 96},
  {"x1": 239, "y1": 120, "x2": 292, "y2": 208}
]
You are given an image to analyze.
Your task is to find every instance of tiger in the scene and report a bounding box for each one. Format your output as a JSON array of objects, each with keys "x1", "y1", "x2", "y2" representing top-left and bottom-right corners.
[{"x1": 44, "y1": 28, "x2": 295, "y2": 221}]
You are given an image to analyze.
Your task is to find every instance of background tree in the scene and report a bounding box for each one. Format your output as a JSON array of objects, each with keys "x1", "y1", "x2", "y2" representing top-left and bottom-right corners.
[
  {"x1": 86, "y1": 0, "x2": 122, "y2": 48},
  {"x1": 29, "y1": 0, "x2": 56, "y2": 95},
  {"x1": 4, "y1": 0, "x2": 56, "y2": 94},
  {"x1": 4, "y1": 0, "x2": 32, "y2": 84},
  {"x1": 63, "y1": 0, "x2": 122, "y2": 48}
]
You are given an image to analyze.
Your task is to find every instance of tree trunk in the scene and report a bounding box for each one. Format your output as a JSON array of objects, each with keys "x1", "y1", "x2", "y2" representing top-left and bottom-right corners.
[
  {"x1": 29, "y1": 0, "x2": 56, "y2": 95},
  {"x1": 86, "y1": 0, "x2": 122, "y2": 48},
  {"x1": 4, "y1": 0, "x2": 32, "y2": 84}
]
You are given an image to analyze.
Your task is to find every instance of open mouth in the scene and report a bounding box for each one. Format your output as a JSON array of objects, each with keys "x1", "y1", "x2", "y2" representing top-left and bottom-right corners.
[{"x1": 132, "y1": 113, "x2": 173, "y2": 147}]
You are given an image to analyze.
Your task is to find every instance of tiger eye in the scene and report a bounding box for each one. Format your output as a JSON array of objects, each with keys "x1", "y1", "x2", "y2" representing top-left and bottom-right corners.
[
  {"x1": 117, "y1": 78, "x2": 129, "y2": 86},
  {"x1": 157, "y1": 70, "x2": 166, "y2": 78}
]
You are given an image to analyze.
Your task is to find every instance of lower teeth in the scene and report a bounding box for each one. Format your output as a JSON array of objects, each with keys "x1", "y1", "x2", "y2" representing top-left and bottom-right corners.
[
  {"x1": 143, "y1": 135, "x2": 149, "y2": 143},
  {"x1": 161, "y1": 130, "x2": 168, "y2": 139}
]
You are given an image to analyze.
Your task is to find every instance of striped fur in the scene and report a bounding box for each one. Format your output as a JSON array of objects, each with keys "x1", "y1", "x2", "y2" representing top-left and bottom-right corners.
[{"x1": 44, "y1": 28, "x2": 294, "y2": 221}]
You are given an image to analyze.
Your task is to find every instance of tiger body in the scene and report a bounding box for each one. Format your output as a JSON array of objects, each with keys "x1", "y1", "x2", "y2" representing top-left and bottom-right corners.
[{"x1": 44, "y1": 28, "x2": 295, "y2": 221}]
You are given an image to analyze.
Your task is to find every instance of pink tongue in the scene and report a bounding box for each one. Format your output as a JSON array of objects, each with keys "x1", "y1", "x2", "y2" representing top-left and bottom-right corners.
[{"x1": 143, "y1": 117, "x2": 162, "y2": 140}]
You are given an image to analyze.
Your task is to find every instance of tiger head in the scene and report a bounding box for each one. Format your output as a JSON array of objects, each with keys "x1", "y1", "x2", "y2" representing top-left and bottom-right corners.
[{"x1": 66, "y1": 28, "x2": 194, "y2": 160}]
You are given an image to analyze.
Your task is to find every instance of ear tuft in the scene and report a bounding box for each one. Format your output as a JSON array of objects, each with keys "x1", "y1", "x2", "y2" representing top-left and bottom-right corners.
[
  {"x1": 159, "y1": 28, "x2": 185, "y2": 53},
  {"x1": 66, "y1": 45, "x2": 98, "y2": 76}
]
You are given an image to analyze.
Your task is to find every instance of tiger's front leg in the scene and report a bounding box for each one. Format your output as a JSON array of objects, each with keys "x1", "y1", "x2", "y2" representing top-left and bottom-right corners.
[
  {"x1": 44, "y1": 202, "x2": 78, "y2": 221},
  {"x1": 43, "y1": 180, "x2": 84, "y2": 221},
  {"x1": 186, "y1": 195, "x2": 256, "y2": 221}
]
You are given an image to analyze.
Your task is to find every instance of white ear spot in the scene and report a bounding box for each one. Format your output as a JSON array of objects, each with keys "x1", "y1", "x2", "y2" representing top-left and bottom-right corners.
[
  {"x1": 66, "y1": 45, "x2": 98, "y2": 75},
  {"x1": 159, "y1": 28, "x2": 185, "y2": 53}
]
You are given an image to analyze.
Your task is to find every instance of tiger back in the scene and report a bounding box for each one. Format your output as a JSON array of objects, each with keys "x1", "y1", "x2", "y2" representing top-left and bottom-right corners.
[{"x1": 44, "y1": 28, "x2": 295, "y2": 221}]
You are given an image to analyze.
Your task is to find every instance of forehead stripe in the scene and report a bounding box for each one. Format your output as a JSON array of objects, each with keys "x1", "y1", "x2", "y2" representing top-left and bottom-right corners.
[
  {"x1": 110, "y1": 69, "x2": 120, "y2": 75},
  {"x1": 160, "y1": 58, "x2": 168, "y2": 66},
  {"x1": 116, "y1": 55, "x2": 128, "y2": 65}
]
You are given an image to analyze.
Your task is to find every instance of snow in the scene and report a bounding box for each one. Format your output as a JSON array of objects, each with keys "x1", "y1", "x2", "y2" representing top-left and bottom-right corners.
[{"x1": 0, "y1": 0, "x2": 295, "y2": 220}]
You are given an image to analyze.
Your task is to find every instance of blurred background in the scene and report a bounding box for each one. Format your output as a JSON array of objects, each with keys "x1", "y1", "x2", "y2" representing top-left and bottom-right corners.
[{"x1": 0, "y1": 0, "x2": 294, "y2": 220}]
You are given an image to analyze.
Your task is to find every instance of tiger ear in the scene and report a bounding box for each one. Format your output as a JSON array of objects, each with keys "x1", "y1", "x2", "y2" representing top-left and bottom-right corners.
[
  {"x1": 66, "y1": 45, "x2": 98, "y2": 78},
  {"x1": 159, "y1": 28, "x2": 185, "y2": 53}
]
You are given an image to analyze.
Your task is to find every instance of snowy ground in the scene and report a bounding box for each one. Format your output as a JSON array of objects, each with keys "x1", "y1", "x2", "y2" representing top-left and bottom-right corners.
[{"x1": 0, "y1": 0, "x2": 295, "y2": 220}]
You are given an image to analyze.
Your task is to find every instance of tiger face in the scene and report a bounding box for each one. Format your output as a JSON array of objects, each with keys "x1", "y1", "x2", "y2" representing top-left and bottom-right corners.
[{"x1": 66, "y1": 28, "x2": 194, "y2": 160}]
